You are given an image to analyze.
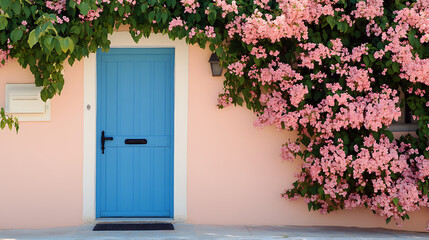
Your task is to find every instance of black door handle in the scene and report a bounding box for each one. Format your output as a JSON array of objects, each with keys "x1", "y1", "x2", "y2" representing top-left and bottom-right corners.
[{"x1": 101, "y1": 131, "x2": 113, "y2": 154}]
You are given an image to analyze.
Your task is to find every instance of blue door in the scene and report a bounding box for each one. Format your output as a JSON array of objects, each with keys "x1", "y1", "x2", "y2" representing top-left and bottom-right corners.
[{"x1": 96, "y1": 48, "x2": 174, "y2": 218}]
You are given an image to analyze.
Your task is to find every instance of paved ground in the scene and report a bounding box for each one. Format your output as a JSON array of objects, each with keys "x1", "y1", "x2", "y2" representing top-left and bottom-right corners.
[{"x1": 1, "y1": 223, "x2": 429, "y2": 240}]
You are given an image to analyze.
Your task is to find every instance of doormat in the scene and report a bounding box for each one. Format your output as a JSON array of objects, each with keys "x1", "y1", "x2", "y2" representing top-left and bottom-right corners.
[{"x1": 93, "y1": 223, "x2": 174, "y2": 231}]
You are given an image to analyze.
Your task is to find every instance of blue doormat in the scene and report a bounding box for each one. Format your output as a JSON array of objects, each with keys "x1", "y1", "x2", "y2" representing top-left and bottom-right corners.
[{"x1": 93, "y1": 223, "x2": 174, "y2": 231}]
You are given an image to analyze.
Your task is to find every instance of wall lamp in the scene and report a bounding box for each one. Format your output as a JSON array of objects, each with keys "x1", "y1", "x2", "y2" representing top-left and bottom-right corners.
[{"x1": 208, "y1": 53, "x2": 223, "y2": 77}]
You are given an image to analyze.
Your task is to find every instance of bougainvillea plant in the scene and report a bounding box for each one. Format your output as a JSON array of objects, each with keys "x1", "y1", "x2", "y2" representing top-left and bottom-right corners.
[{"x1": 1, "y1": 0, "x2": 429, "y2": 229}]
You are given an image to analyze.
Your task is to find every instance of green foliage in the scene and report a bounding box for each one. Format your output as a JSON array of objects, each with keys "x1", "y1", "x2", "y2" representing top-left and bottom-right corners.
[{"x1": 0, "y1": 108, "x2": 18, "y2": 133}]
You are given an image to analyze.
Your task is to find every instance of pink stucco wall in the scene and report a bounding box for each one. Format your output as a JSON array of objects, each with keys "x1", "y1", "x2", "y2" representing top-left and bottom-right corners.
[
  {"x1": 187, "y1": 45, "x2": 429, "y2": 232},
  {"x1": 0, "y1": 60, "x2": 83, "y2": 229},
  {"x1": 0, "y1": 43, "x2": 427, "y2": 231}
]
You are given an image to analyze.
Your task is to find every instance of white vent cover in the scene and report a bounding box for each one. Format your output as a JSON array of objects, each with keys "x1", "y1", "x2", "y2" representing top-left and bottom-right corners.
[{"x1": 5, "y1": 84, "x2": 51, "y2": 121}]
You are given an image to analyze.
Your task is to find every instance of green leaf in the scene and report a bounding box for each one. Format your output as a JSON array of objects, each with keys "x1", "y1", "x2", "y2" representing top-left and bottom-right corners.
[
  {"x1": 236, "y1": 96, "x2": 243, "y2": 106},
  {"x1": 216, "y1": 47, "x2": 223, "y2": 58},
  {"x1": 407, "y1": 30, "x2": 418, "y2": 47},
  {"x1": 67, "y1": 37, "x2": 75, "y2": 53},
  {"x1": 392, "y1": 62, "x2": 400, "y2": 73},
  {"x1": 11, "y1": 1, "x2": 21, "y2": 15},
  {"x1": 384, "y1": 130, "x2": 394, "y2": 141},
  {"x1": 68, "y1": 57, "x2": 75, "y2": 66},
  {"x1": 386, "y1": 60, "x2": 392, "y2": 66},
  {"x1": 14, "y1": 119, "x2": 19, "y2": 133},
  {"x1": 155, "y1": 11, "x2": 162, "y2": 23},
  {"x1": 148, "y1": 11, "x2": 155, "y2": 22},
  {"x1": 23, "y1": 6, "x2": 30, "y2": 18},
  {"x1": 0, "y1": 16, "x2": 8, "y2": 30},
  {"x1": 59, "y1": 37, "x2": 72, "y2": 52},
  {"x1": 44, "y1": 35, "x2": 54, "y2": 51},
  {"x1": 70, "y1": 26, "x2": 81, "y2": 35},
  {"x1": 342, "y1": 135, "x2": 350, "y2": 145},
  {"x1": 363, "y1": 55, "x2": 370, "y2": 66},
  {"x1": 209, "y1": 44, "x2": 215, "y2": 52},
  {"x1": 69, "y1": 0, "x2": 77, "y2": 8},
  {"x1": 326, "y1": 16, "x2": 335, "y2": 29},
  {"x1": 376, "y1": 41, "x2": 384, "y2": 49},
  {"x1": 10, "y1": 28, "x2": 23, "y2": 43},
  {"x1": 208, "y1": 11, "x2": 216, "y2": 25},
  {"x1": 161, "y1": 12, "x2": 168, "y2": 24},
  {"x1": 54, "y1": 38, "x2": 62, "y2": 54},
  {"x1": 78, "y1": 2, "x2": 90, "y2": 16},
  {"x1": 28, "y1": 29, "x2": 37, "y2": 48},
  {"x1": 118, "y1": 6, "x2": 125, "y2": 16},
  {"x1": 0, "y1": 0, "x2": 11, "y2": 10},
  {"x1": 238, "y1": 77, "x2": 244, "y2": 85},
  {"x1": 392, "y1": 197, "x2": 399, "y2": 206},
  {"x1": 386, "y1": 217, "x2": 391, "y2": 224},
  {"x1": 40, "y1": 89, "x2": 48, "y2": 101},
  {"x1": 318, "y1": 187, "x2": 324, "y2": 196},
  {"x1": 141, "y1": 3, "x2": 149, "y2": 13}
]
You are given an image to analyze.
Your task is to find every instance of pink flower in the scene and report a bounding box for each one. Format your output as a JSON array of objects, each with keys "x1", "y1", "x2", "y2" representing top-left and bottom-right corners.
[
  {"x1": 181, "y1": 0, "x2": 200, "y2": 14},
  {"x1": 204, "y1": 26, "x2": 216, "y2": 38},
  {"x1": 168, "y1": 17, "x2": 184, "y2": 31},
  {"x1": 289, "y1": 84, "x2": 308, "y2": 107},
  {"x1": 281, "y1": 140, "x2": 300, "y2": 161}
]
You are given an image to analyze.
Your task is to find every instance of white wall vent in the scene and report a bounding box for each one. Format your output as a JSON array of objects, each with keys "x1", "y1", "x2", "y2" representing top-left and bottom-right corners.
[{"x1": 5, "y1": 84, "x2": 51, "y2": 121}]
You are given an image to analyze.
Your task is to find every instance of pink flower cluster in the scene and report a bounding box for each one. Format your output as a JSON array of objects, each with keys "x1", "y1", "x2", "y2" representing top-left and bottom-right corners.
[
  {"x1": 205, "y1": 26, "x2": 216, "y2": 38},
  {"x1": 181, "y1": 0, "x2": 200, "y2": 14},
  {"x1": 79, "y1": 8, "x2": 103, "y2": 21},
  {"x1": 288, "y1": 84, "x2": 308, "y2": 107},
  {"x1": 46, "y1": 0, "x2": 66, "y2": 14},
  {"x1": 214, "y1": 0, "x2": 238, "y2": 18},
  {"x1": 221, "y1": 0, "x2": 338, "y2": 46},
  {"x1": 217, "y1": 91, "x2": 233, "y2": 109},
  {"x1": 351, "y1": 0, "x2": 384, "y2": 20},
  {"x1": 227, "y1": 56, "x2": 249, "y2": 77},
  {"x1": 378, "y1": 2, "x2": 429, "y2": 86},
  {"x1": 250, "y1": 46, "x2": 267, "y2": 59},
  {"x1": 56, "y1": 15, "x2": 70, "y2": 24},
  {"x1": 281, "y1": 140, "x2": 300, "y2": 161},
  {"x1": 255, "y1": 75, "x2": 400, "y2": 136},
  {"x1": 168, "y1": 17, "x2": 184, "y2": 31},
  {"x1": 0, "y1": 49, "x2": 9, "y2": 68},
  {"x1": 286, "y1": 134, "x2": 429, "y2": 224},
  {"x1": 299, "y1": 39, "x2": 370, "y2": 69}
]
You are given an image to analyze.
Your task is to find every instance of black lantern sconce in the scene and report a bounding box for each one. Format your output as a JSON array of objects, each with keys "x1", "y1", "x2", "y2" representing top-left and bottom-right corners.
[{"x1": 208, "y1": 53, "x2": 223, "y2": 77}]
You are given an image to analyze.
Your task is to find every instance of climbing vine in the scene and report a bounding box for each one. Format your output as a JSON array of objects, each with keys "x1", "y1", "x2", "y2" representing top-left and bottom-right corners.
[{"x1": 1, "y1": 0, "x2": 429, "y2": 229}]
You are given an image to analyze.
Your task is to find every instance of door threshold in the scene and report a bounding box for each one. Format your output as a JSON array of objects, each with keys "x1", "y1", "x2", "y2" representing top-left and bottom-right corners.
[{"x1": 95, "y1": 218, "x2": 176, "y2": 223}]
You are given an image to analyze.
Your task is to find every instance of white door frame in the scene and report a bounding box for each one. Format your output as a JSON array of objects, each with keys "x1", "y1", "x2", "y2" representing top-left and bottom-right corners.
[{"x1": 82, "y1": 32, "x2": 188, "y2": 222}]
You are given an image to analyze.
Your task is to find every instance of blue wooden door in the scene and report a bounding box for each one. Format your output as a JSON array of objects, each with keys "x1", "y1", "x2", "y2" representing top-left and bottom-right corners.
[{"x1": 96, "y1": 48, "x2": 174, "y2": 218}]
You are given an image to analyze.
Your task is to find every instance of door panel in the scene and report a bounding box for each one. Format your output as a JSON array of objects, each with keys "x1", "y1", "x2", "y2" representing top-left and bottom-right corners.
[{"x1": 96, "y1": 48, "x2": 174, "y2": 218}]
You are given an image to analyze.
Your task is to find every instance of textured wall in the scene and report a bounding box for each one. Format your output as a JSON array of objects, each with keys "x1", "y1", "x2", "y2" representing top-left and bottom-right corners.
[{"x1": 0, "y1": 60, "x2": 83, "y2": 229}]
